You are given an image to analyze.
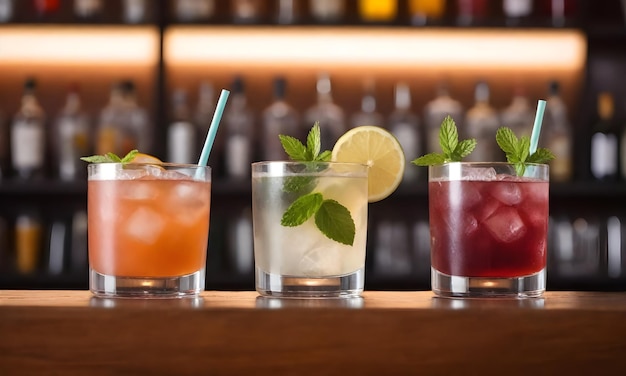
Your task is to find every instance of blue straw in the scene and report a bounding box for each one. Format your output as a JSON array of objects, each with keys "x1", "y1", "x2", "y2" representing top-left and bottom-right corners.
[
  {"x1": 198, "y1": 89, "x2": 230, "y2": 166},
  {"x1": 529, "y1": 99, "x2": 547, "y2": 155}
]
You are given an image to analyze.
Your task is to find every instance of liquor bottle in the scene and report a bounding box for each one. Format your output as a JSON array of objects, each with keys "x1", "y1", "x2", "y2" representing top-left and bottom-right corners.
[
  {"x1": 96, "y1": 82, "x2": 125, "y2": 156},
  {"x1": 358, "y1": 0, "x2": 398, "y2": 23},
  {"x1": 70, "y1": 210, "x2": 88, "y2": 274},
  {"x1": 232, "y1": 0, "x2": 264, "y2": 24},
  {"x1": 305, "y1": 73, "x2": 346, "y2": 152},
  {"x1": 276, "y1": 0, "x2": 298, "y2": 25},
  {"x1": 34, "y1": 0, "x2": 60, "y2": 17},
  {"x1": 464, "y1": 81, "x2": 500, "y2": 162},
  {"x1": 228, "y1": 208, "x2": 254, "y2": 275},
  {"x1": 540, "y1": 0, "x2": 577, "y2": 27},
  {"x1": 48, "y1": 218, "x2": 68, "y2": 275},
  {"x1": 123, "y1": 0, "x2": 146, "y2": 24},
  {"x1": 423, "y1": 81, "x2": 463, "y2": 154},
  {"x1": 409, "y1": 0, "x2": 446, "y2": 26},
  {"x1": 389, "y1": 83, "x2": 421, "y2": 182},
  {"x1": 74, "y1": 0, "x2": 103, "y2": 20},
  {"x1": 0, "y1": 0, "x2": 14, "y2": 22},
  {"x1": 175, "y1": 0, "x2": 215, "y2": 23},
  {"x1": 0, "y1": 215, "x2": 7, "y2": 267},
  {"x1": 262, "y1": 77, "x2": 300, "y2": 161},
  {"x1": 0, "y1": 110, "x2": 7, "y2": 178},
  {"x1": 167, "y1": 89, "x2": 196, "y2": 164},
  {"x1": 590, "y1": 92, "x2": 619, "y2": 181},
  {"x1": 542, "y1": 81, "x2": 573, "y2": 182},
  {"x1": 119, "y1": 80, "x2": 150, "y2": 155},
  {"x1": 53, "y1": 85, "x2": 90, "y2": 181},
  {"x1": 500, "y1": 86, "x2": 533, "y2": 138},
  {"x1": 309, "y1": 0, "x2": 345, "y2": 23},
  {"x1": 350, "y1": 80, "x2": 383, "y2": 128},
  {"x1": 223, "y1": 77, "x2": 254, "y2": 179},
  {"x1": 503, "y1": 0, "x2": 533, "y2": 26},
  {"x1": 456, "y1": 0, "x2": 489, "y2": 26},
  {"x1": 15, "y1": 210, "x2": 43, "y2": 274},
  {"x1": 11, "y1": 78, "x2": 46, "y2": 180}
]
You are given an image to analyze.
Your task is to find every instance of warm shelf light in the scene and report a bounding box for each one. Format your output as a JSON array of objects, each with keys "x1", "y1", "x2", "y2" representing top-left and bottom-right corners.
[
  {"x1": 0, "y1": 26, "x2": 159, "y2": 65},
  {"x1": 165, "y1": 27, "x2": 586, "y2": 70}
]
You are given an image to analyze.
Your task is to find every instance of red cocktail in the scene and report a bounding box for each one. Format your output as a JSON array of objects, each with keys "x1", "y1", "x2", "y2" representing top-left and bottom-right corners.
[{"x1": 429, "y1": 162, "x2": 549, "y2": 298}]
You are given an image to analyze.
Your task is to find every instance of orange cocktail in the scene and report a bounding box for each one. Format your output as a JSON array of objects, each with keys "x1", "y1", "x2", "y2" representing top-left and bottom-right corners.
[{"x1": 88, "y1": 163, "x2": 211, "y2": 298}]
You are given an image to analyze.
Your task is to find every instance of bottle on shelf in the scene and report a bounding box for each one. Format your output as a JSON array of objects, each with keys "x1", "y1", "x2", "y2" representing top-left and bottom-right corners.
[
  {"x1": 389, "y1": 82, "x2": 421, "y2": 183},
  {"x1": 408, "y1": 0, "x2": 446, "y2": 26},
  {"x1": 52, "y1": 84, "x2": 90, "y2": 181},
  {"x1": 232, "y1": 0, "x2": 265, "y2": 24},
  {"x1": 96, "y1": 82, "x2": 125, "y2": 156},
  {"x1": 305, "y1": 73, "x2": 346, "y2": 152},
  {"x1": 223, "y1": 76, "x2": 254, "y2": 179},
  {"x1": 47, "y1": 218, "x2": 68, "y2": 275},
  {"x1": 0, "y1": 0, "x2": 15, "y2": 23},
  {"x1": 195, "y1": 81, "x2": 215, "y2": 154},
  {"x1": 503, "y1": 0, "x2": 534, "y2": 26},
  {"x1": 174, "y1": 0, "x2": 215, "y2": 23},
  {"x1": 15, "y1": 209, "x2": 43, "y2": 275},
  {"x1": 0, "y1": 215, "x2": 7, "y2": 268},
  {"x1": 74, "y1": 0, "x2": 103, "y2": 21},
  {"x1": 228, "y1": 208, "x2": 254, "y2": 275},
  {"x1": 309, "y1": 0, "x2": 345, "y2": 24},
  {"x1": 456, "y1": 0, "x2": 490, "y2": 26},
  {"x1": 123, "y1": 0, "x2": 147, "y2": 24},
  {"x1": 541, "y1": 81, "x2": 574, "y2": 182},
  {"x1": 358, "y1": 0, "x2": 398, "y2": 23},
  {"x1": 119, "y1": 80, "x2": 150, "y2": 155},
  {"x1": 11, "y1": 78, "x2": 46, "y2": 180},
  {"x1": 0, "y1": 109, "x2": 7, "y2": 179},
  {"x1": 167, "y1": 89, "x2": 196, "y2": 164},
  {"x1": 500, "y1": 85, "x2": 533, "y2": 138},
  {"x1": 423, "y1": 81, "x2": 463, "y2": 154},
  {"x1": 276, "y1": 0, "x2": 298, "y2": 25},
  {"x1": 540, "y1": 0, "x2": 578, "y2": 27},
  {"x1": 262, "y1": 77, "x2": 300, "y2": 161},
  {"x1": 34, "y1": 0, "x2": 60, "y2": 18},
  {"x1": 464, "y1": 81, "x2": 500, "y2": 162},
  {"x1": 351, "y1": 79, "x2": 384, "y2": 128},
  {"x1": 590, "y1": 92, "x2": 619, "y2": 181}
]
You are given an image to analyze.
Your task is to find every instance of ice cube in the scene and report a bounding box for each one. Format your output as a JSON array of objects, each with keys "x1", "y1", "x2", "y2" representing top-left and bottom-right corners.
[
  {"x1": 474, "y1": 199, "x2": 500, "y2": 221},
  {"x1": 442, "y1": 212, "x2": 478, "y2": 236},
  {"x1": 490, "y1": 182, "x2": 522, "y2": 205},
  {"x1": 464, "y1": 167, "x2": 497, "y2": 181},
  {"x1": 121, "y1": 181, "x2": 159, "y2": 201},
  {"x1": 299, "y1": 246, "x2": 343, "y2": 277},
  {"x1": 124, "y1": 207, "x2": 166, "y2": 245},
  {"x1": 482, "y1": 207, "x2": 526, "y2": 243}
]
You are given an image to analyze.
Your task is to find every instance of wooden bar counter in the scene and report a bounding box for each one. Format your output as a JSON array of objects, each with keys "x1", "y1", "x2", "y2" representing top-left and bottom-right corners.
[{"x1": 1, "y1": 290, "x2": 625, "y2": 375}]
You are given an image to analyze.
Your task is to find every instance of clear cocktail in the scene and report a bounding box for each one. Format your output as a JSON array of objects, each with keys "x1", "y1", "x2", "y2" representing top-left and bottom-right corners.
[
  {"x1": 252, "y1": 161, "x2": 368, "y2": 298},
  {"x1": 88, "y1": 163, "x2": 211, "y2": 298}
]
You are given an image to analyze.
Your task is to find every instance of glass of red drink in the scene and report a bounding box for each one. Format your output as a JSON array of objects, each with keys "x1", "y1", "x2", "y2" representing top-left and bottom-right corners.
[{"x1": 429, "y1": 162, "x2": 549, "y2": 298}]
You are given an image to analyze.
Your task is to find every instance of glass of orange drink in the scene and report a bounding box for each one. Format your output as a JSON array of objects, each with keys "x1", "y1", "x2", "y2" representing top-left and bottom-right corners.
[{"x1": 87, "y1": 160, "x2": 211, "y2": 298}]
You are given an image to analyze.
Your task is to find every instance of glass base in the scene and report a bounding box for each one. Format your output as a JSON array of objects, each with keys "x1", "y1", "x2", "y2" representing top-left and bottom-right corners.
[
  {"x1": 256, "y1": 267, "x2": 364, "y2": 298},
  {"x1": 90, "y1": 268, "x2": 205, "y2": 298},
  {"x1": 431, "y1": 267, "x2": 545, "y2": 298}
]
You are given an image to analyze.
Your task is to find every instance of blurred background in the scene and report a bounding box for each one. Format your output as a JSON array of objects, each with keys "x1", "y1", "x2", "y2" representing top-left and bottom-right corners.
[{"x1": 0, "y1": 0, "x2": 625, "y2": 291}]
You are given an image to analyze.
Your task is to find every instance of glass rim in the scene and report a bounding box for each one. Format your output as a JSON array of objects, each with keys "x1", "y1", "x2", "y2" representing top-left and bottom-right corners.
[
  {"x1": 252, "y1": 160, "x2": 369, "y2": 168},
  {"x1": 429, "y1": 161, "x2": 548, "y2": 167},
  {"x1": 87, "y1": 162, "x2": 211, "y2": 170}
]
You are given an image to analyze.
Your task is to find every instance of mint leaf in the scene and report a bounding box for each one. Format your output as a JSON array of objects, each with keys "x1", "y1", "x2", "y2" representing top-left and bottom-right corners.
[
  {"x1": 121, "y1": 150, "x2": 139, "y2": 163},
  {"x1": 496, "y1": 127, "x2": 555, "y2": 176},
  {"x1": 527, "y1": 148, "x2": 556, "y2": 164},
  {"x1": 279, "y1": 135, "x2": 307, "y2": 161},
  {"x1": 412, "y1": 153, "x2": 446, "y2": 166},
  {"x1": 80, "y1": 155, "x2": 111, "y2": 163},
  {"x1": 81, "y1": 150, "x2": 142, "y2": 164},
  {"x1": 106, "y1": 152, "x2": 122, "y2": 163},
  {"x1": 307, "y1": 122, "x2": 321, "y2": 160},
  {"x1": 283, "y1": 175, "x2": 317, "y2": 194},
  {"x1": 411, "y1": 115, "x2": 475, "y2": 166},
  {"x1": 281, "y1": 193, "x2": 323, "y2": 227},
  {"x1": 439, "y1": 116, "x2": 458, "y2": 156},
  {"x1": 316, "y1": 150, "x2": 332, "y2": 162},
  {"x1": 314, "y1": 199, "x2": 355, "y2": 246}
]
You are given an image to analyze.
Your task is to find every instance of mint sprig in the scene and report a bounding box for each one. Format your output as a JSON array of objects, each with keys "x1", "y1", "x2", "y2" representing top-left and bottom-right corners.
[
  {"x1": 496, "y1": 127, "x2": 555, "y2": 176},
  {"x1": 412, "y1": 115, "x2": 476, "y2": 166},
  {"x1": 80, "y1": 150, "x2": 139, "y2": 164},
  {"x1": 278, "y1": 123, "x2": 356, "y2": 246}
]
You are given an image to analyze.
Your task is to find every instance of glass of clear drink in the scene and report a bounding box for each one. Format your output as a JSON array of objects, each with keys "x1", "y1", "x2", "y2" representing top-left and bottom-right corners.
[
  {"x1": 252, "y1": 161, "x2": 369, "y2": 298},
  {"x1": 429, "y1": 162, "x2": 549, "y2": 298},
  {"x1": 88, "y1": 163, "x2": 211, "y2": 298}
]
